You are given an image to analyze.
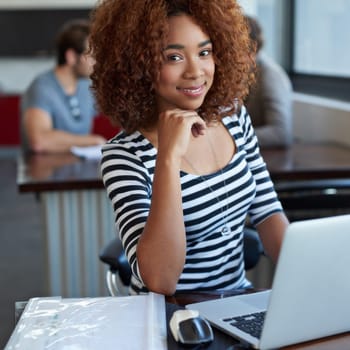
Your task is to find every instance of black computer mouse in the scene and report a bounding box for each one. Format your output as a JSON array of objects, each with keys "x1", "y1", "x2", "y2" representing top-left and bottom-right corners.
[{"x1": 170, "y1": 309, "x2": 214, "y2": 346}]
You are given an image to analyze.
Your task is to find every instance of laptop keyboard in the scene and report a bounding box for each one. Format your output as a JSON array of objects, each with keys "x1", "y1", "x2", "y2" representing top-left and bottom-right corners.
[{"x1": 222, "y1": 311, "x2": 266, "y2": 339}]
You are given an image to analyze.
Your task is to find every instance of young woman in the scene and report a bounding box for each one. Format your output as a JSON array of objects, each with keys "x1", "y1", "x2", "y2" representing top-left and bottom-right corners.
[{"x1": 89, "y1": 0, "x2": 289, "y2": 295}]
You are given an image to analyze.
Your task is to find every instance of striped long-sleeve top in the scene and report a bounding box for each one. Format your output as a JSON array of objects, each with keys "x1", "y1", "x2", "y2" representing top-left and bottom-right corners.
[{"x1": 101, "y1": 106, "x2": 283, "y2": 294}]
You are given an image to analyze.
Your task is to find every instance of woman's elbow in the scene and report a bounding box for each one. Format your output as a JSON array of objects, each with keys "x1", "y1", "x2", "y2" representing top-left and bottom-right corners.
[
  {"x1": 140, "y1": 264, "x2": 180, "y2": 295},
  {"x1": 143, "y1": 274, "x2": 178, "y2": 296}
]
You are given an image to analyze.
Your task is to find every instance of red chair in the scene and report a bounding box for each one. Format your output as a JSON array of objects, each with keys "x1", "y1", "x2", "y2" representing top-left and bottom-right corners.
[
  {"x1": 0, "y1": 95, "x2": 20, "y2": 146},
  {"x1": 92, "y1": 114, "x2": 121, "y2": 140}
]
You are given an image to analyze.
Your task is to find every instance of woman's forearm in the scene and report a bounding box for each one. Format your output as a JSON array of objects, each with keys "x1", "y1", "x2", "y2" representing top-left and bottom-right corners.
[{"x1": 137, "y1": 153, "x2": 186, "y2": 295}]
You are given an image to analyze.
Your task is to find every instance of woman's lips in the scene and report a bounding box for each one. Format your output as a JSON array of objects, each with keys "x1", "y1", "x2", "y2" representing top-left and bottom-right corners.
[{"x1": 178, "y1": 84, "x2": 206, "y2": 97}]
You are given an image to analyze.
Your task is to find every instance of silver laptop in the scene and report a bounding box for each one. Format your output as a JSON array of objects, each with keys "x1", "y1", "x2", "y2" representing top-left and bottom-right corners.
[{"x1": 186, "y1": 215, "x2": 350, "y2": 349}]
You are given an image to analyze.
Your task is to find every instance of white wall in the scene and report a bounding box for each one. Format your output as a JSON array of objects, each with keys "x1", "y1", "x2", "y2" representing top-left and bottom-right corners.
[
  {"x1": 0, "y1": 58, "x2": 54, "y2": 94},
  {"x1": 293, "y1": 93, "x2": 350, "y2": 147},
  {"x1": 0, "y1": 0, "x2": 96, "y2": 9}
]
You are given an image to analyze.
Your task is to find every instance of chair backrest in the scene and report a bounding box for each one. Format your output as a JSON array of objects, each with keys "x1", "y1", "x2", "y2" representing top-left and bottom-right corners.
[
  {"x1": 99, "y1": 237, "x2": 131, "y2": 286},
  {"x1": 242, "y1": 227, "x2": 264, "y2": 270}
]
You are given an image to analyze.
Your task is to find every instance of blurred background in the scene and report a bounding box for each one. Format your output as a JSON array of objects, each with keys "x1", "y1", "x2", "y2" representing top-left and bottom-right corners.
[{"x1": 1, "y1": 0, "x2": 350, "y2": 348}]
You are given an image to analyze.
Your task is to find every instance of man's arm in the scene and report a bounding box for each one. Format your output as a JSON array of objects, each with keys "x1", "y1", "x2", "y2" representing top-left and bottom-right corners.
[{"x1": 23, "y1": 107, "x2": 106, "y2": 153}]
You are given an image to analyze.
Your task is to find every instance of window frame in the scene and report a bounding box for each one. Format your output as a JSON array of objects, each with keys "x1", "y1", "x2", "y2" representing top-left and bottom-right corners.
[{"x1": 288, "y1": 0, "x2": 350, "y2": 102}]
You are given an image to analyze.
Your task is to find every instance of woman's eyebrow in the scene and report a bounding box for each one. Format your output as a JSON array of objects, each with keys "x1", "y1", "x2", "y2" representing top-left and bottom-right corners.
[
  {"x1": 199, "y1": 39, "x2": 212, "y2": 47},
  {"x1": 164, "y1": 39, "x2": 212, "y2": 51}
]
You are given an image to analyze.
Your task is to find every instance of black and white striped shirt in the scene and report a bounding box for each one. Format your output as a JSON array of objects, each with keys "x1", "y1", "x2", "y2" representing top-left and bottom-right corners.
[{"x1": 101, "y1": 107, "x2": 282, "y2": 294}]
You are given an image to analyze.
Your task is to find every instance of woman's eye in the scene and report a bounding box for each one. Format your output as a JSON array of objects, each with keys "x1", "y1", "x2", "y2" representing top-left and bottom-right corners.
[
  {"x1": 167, "y1": 54, "x2": 182, "y2": 62},
  {"x1": 200, "y1": 49, "x2": 212, "y2": 57}
]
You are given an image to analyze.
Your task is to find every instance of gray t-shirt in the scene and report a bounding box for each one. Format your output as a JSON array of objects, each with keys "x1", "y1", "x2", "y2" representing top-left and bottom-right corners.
[{"x1": 21, "y1": 69, "x2": 97, "y2": 152}]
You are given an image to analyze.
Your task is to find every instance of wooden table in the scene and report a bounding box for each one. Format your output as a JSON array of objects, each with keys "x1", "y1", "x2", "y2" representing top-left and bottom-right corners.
[
  {"x1": 18, "y1": 143, "x2": 350, "y2": 192},
  {"x1": 261, "y1": 142, "x2": 350, "y2": 181}
]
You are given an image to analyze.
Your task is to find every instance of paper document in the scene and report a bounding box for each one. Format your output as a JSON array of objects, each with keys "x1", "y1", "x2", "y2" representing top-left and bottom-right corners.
[
  {"x1": 5, "y1": 293, "x2": 167, "y2": 350},
  {"x1": 71, "y1": 145, "x2": 102, "y2": 159}
]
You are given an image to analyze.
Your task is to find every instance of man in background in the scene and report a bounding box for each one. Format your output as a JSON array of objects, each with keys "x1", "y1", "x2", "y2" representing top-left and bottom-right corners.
[
  {"x1": 245, "y1": 15, "x2": 293, "y2": 148},
  {"x1": 21, "y1": 19, "x2": 105, "y2": 153}
]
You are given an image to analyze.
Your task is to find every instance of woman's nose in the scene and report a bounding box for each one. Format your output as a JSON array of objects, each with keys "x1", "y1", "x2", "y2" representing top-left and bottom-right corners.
[{"x1": 183, "y1": 57, "x2": 203, "y2": 79}]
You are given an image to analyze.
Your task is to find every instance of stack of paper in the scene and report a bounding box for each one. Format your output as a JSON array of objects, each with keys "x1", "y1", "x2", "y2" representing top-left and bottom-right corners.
[
  {"x1": 71, "y1": 145, "x2": 102, "y2": 159},
  {"x1": 5, "y1": 293, "x2": 167, "y2": 350}
]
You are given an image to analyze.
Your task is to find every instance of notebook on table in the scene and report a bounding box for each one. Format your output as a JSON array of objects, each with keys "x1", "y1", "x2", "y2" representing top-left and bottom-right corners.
[{"x1": 186, "y1": 215, "x2": 350, "y2": 349}]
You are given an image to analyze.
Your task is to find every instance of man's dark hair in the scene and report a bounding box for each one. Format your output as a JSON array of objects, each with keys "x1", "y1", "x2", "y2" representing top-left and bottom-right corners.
[{"x1": 55, "y1": 19, "x2": 90, "y2": 65}]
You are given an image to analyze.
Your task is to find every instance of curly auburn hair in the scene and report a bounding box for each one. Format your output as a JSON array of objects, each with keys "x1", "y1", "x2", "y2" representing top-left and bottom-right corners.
[{"x1": 89, "y1": 0, "x2": 255, "y2": 133}]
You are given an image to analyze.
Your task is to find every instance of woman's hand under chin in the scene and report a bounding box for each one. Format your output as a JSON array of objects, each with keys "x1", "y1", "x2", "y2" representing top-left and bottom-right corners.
[{"x1": 157, "y1": 109, "x2": 207, "y2": 161}]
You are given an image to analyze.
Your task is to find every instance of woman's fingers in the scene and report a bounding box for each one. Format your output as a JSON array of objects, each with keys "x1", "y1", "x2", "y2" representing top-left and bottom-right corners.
[
  {"x1": 160, "y1": 109, "x2": 206, "y2": 133},
  {"x1": 157, "y1": 109, "x2": 207, "y2": 158},
  {"x1": 191, "y1": 122, "x2": 206, "y2": 137},
  {"x1": 174, "y1": 110, "x2": 207, "y2": 136}
]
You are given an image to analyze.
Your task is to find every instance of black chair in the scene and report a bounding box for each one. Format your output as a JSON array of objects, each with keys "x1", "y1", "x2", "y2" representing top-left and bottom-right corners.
[
  {"x1": 99, "y1": 238, "x2": 132, "y2": 296},
  {"x1": 100, "y1": 228, "x2": 264, "y2": 296}
]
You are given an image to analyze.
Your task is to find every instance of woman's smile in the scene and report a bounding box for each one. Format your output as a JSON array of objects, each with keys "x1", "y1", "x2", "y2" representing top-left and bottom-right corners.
[{"x1": 177, "y1": 83, "x2": 206, "y2": 97}]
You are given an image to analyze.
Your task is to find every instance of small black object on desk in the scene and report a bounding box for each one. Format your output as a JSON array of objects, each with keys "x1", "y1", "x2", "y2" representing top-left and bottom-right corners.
[{"x1": 170, "y1": 309, "x2": 214, "y2": 347}]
